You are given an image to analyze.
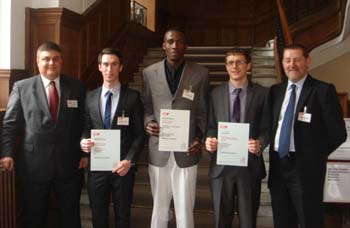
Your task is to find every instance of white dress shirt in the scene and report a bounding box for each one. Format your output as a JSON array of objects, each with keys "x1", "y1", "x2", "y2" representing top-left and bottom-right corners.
[{"x1": 41, "y1": 75, "x2": 61, "y2": 106}]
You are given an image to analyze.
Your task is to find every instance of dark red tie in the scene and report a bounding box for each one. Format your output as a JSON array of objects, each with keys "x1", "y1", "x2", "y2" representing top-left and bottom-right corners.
[{"x1": 49, "y1": 81, "x2": 59, "y2": 121}]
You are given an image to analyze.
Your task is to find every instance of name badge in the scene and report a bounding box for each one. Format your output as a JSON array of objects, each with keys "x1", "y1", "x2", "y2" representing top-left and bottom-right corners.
[
  {"x1": 67, "y1": 100, "x2": 78, "y2": 108},
  {"x1": 117, "y1": 110, "x2": 129, "y2": 126},
  {"x1": 182, "y1": 85, "x2": 195, "y2": 101},
  {"x1": 298, "y1": 106, "x2": 311, "y2": 123},
  {"x1": 117, "y1": 117, "x2": 129, "y2": 126}
]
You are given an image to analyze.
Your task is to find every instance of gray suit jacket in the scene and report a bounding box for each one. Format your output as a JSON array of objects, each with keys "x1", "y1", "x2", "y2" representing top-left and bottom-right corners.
[
  {"x1": 143, "y1": 60, "x2": 209, "y2": 167},
  {"x1": 1, "y1": 75, "x2": 85, "y2": 181}
]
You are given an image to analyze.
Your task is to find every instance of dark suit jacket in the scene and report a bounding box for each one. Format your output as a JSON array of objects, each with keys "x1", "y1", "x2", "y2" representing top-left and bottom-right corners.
[
  {"x1": 207, "y1": 81, "x2": 269, "y2": 179},
  {"x1": 81, "y1": 85, "x2": 144, "y2": 164},
  {"x1": 268, "y1": 75, "x2": 347, "y2": 221},
  {"x1": 1, "y1": 75, "x2": 86, "y2": 181}
]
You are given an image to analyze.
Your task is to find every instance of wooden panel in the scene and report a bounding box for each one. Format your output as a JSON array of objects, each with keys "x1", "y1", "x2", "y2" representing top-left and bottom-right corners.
[
  {"x1": 0, "y1": 69, "x2": 29, "y2": 109},
  {"x1": 0, "y1": 169, "x2": 16, "y2": 228},
  {"x1": 338, "y1": 93, "x2": 349, "y2": 118},
  {"x1": 0, "y1": 110, "x2": 16, "y2": 228},
  {"x1": 0, "y1": 70, "x2": 10, "y2": 110}
]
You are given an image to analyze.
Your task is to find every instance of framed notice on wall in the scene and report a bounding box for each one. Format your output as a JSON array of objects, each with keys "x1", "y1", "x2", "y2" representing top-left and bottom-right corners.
[
  {"x1": 328, "y1": 118, "x2": 350, "y2": 160},
  {"x1": 324, "y1": 161, "x2": 350, "y2": 203}
]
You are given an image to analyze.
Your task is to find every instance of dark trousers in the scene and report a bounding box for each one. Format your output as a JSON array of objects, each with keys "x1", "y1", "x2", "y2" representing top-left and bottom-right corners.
[
  {"x1": 219, "y1": 167, "x2": 253, "y2": 228},
  {"x1": 270, "y1": 152, "x2": 305, "y2": 228},
  {"x1": 88, "y1": 167, "x2": 135, "y2": 228},
  {"x1": 18, "y1": 175, "x2": 81, "y2": 228}
]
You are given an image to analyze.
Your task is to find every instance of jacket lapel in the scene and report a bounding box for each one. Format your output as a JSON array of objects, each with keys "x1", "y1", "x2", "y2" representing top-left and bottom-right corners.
[
  {"x1": 157, "y1": 60, "x2": 173, "y2": 100},
  {"x1": 111, "y1": 85, "x2": 127, "y2": 128},
  {"x1": 273, "y1": 82, "x2": 288, "y2": 131},
  {"x1": 92, "y1": 87, "x2": 104, "y2": 128},
  {"x1": 295, "y1": 75, "x2": 313, "y2": 118},
  {"x1": 222, "y1": 83, "x2": 230, "y2": 122},
  {"x1": 244, "y1": 82, "x2": 254, "y2": 123},
  {"x1": 33, "y1": 75, "x2": 52, "y2": 120},
  {"x1": 57, "y1": 76, "x2": 70, "y2": 123}
]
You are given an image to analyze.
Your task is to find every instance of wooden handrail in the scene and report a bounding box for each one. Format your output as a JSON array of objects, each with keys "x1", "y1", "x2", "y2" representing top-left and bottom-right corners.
[
  {"x1": 273, "y1": 36, "x2": 283, "y2": 83},
  {"x1": 276, "y1": 0, "x2": 292, "y2": 45}
]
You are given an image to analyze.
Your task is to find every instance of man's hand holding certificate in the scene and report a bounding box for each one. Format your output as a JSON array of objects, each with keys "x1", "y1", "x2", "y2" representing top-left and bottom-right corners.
[
  {"x1": 159, "y1": 109, "x2": 190, "y2": 152},
  {"x1": 217, "y1": 122, "x2": 249, "y2": 166},
  {"x1": 90, "y1": 129, "x2": 121, "y2": 171}
]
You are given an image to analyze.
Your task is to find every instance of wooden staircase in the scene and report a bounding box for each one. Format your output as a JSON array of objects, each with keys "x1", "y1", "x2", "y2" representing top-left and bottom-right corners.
[{"x1": 78, "y1": 46, "x2": 277, "y2": 228}]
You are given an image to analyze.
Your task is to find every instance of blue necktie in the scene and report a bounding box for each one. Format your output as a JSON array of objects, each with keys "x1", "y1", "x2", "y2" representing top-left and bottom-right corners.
[
  {"x1": 278, "y1": 84, "x2": 296, "y2": 158},
  {"x1": 104, "y1": 91, "x2": 112, "y2": 129}
]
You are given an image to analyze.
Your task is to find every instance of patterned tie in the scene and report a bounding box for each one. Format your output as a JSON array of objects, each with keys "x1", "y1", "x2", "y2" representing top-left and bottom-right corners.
[
  {"x1": 231, "y1": 88, "x2": 242, "y2": 122},
  {"x1": 104, "y1": 91, "x2": 113, "y2": 129},
  {"x1": 278, "y1": 84, "x2": 296, "y2": 158},
  {"x1": 49, "y1": 81, "x2": 59, "y2": 122}
]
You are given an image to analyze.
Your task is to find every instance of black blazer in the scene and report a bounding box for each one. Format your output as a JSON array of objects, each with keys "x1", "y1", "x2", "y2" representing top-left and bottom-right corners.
[
  {"x1": 268, "y1": 75, "x2": 347, "y2": 218},
  {"x1": 81, "y1": 85, "x2": 145, "y2": 165},
  {"x1": 207, "y1": 81, "x2": 270, "y2": 179},
  {"x1": 1, "y1": 75, "x2": 86, "y2": 181}
]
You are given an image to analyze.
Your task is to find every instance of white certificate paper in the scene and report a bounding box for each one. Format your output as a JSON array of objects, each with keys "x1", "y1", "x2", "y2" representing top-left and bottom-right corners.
[
  {"x1": 217, "y1": 122, "x2": 249, "y2": 166},
  {"x1": 328, "y1": 118, "x2": 350, "y2": 160},
  {"x1": 90, "y1": 129, "x2": 120, "y2": 171},
  {"x1": 159, "y1": 109, "x2": 190, "y2": 152},
  {"x1": 324, "y1": 162, "x2": 350, "y2": 203}
]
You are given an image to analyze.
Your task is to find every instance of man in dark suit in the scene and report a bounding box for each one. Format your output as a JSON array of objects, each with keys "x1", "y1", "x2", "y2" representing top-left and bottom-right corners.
[
  {"x1": 268, "y1": 44, "x2": 347, "y2": 228},
  {"x1": 80, "y1": 48, "x2": 144, "y2": 228},
  {"x1": 0, "y1": 41, "x2": 86, "y2": 228},
  {"x1": 205, "y1": 48, "x2": 269, "y2": 228}
]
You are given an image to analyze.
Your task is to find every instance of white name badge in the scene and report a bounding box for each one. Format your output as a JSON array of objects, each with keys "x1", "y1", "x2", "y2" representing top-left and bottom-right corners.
[
  {"x1": 298, "y1": 112, "x2": 312, "y2": 123},
  {"x1": 67, "y1": 100, "x2": 78, "y2": 108},
  {"x1": 182, "y1": 89, "x2": 195, "y2": 101},
  {"x1": 117, "y1": 117, "x2": 129, "y2": 126}
]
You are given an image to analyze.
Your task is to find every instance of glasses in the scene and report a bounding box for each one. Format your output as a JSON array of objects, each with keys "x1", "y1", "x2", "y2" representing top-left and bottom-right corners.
[{"x1": 226, "y1": 60, "x2": 247, "y2": 67}]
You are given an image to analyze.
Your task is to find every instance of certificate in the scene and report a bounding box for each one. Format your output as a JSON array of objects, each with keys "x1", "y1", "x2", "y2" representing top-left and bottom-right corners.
[
  {"x1": 217, "y1": 122, "x2": 249, "y2": 166},
  {"x1": 159, "y1": 109, "x2": 190, "y2": 152},
  {"x1": 328, "y1": 118, "x2": 350, "y2": 160},
  {"x1": 90, "y1": 129, "x2": 120, "y2": 171},
  {"x1": 324, "y1": 162, "x2": 350, "y2": 203}
]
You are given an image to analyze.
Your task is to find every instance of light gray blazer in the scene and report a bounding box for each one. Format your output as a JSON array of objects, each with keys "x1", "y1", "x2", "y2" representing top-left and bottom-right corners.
[{"x1": 142, "y1": 60, "x2": 209, "y2": 168}]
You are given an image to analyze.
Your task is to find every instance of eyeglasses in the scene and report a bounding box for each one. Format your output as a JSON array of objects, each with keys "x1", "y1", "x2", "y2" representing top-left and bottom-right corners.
[{"x1": 226, "y1": 60, "x2": 247, "y2": 67}]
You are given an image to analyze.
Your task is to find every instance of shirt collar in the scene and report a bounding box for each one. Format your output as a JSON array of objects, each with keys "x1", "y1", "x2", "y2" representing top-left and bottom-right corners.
[
  {"x1": 102, "y1": 83, "x2": 121, "y2": 97},
  {"x1": 228, "y1": 81, "x2": 248, "y2": 95},
  {"x1": 287, "y1": 74, "x2": 308, "y2": 91},
  {"x1": 41, "y1": 75, "x2": 60, "y2": 88}
]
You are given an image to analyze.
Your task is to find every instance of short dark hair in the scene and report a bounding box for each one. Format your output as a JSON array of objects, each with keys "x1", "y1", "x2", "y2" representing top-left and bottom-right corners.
[
  {"x1": 36, "y1": 41, "x2": 62, "y2": 56},
  {"x1": 283, "y1": 44, "x2": 309, "y2": 58},
  {"x1": 163, "y1": 26, "x2": 186, "y2": 42},
  {"x1": 225, "y1": 48, "x2": 251, "y2": 63},
  {"x1": 98, "y1": 48, "x2": 123, "y2": 64}
]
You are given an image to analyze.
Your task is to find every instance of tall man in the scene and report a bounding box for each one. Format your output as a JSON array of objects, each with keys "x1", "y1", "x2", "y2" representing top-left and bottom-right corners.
[
  {"x1": 205, "y1": 48, "x2": 269, "y2": 228},
  {"x1": 268, "y1": 44, "x2": 347, "y2": 228},
  {"x1": 80, "y1": 48, "x2": 144, "y2": 228},
  {"x1": 0, "y1": 41, "x2": 86, "y2": 228},
  {"x1": 142, "y1": 28, "x2": 209, "y2": 228}
]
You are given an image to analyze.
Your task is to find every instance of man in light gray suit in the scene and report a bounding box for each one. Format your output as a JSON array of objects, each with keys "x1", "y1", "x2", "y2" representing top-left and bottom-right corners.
[
  {"x1": 206, "y1": 48, "x2": 269, "y2": 228},
  {"x1": 142, "y1": 27, "x2": 209, "y2": 228}
]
